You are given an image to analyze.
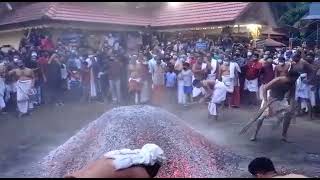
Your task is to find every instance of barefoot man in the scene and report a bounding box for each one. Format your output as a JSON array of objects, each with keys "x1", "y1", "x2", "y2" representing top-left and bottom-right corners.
[
  {"x1": 193, "y1": 78, "x2": 228, "y2": 120},
  {"x1": 8, "y1": 60, "x2": 35, "y2": 117},
  {"x1": 250, "y1": 70, "x2": 300, "y2": 142}
]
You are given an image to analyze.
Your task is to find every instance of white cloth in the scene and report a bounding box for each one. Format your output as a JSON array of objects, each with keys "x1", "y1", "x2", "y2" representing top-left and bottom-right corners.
[
  {"x1": 104, "y1": 144, "x2": 165, "y2": 171},
  {"x1": 295, "y1": 75, "x2": 310, "y2": 100},
  {"x1": 0, "y1": 77, "x2": 6, "y2": 109},
  {"x1": 177, "y1": 78, "x2": 185, "y2": 104},
  {"x1": 244, "y1": 78, "x2": 259, "y2": 92},
  {"x1": 208, "y1": 80, "x2": 228, "y2": 116},
  {"x1": 192, "y1": 76, "x2": 202, "y2": 98},
  {"x1": 16, "y1": 79, "x2": 32, "y2": 114},
  {"x1": 208, "y1": 59, "x2": 217, "y2": 80},
  {"x1": 221, "y1": 75, "x2": 234, "y2": 93},
  {"x1": 61, "y1": 64, "x2": 68, "y2": 79},
  {"x1": 211, "y1": 59, "x2": 217, "y2": 75},
  {"x1": 89, "y1": 68, "x2": 97, "y2": 98}
]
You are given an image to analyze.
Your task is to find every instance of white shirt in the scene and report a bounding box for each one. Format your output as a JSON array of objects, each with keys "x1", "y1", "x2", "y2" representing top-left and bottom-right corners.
[{"x1": 181, "y1": 69, "x2": 193, "y2": 87}]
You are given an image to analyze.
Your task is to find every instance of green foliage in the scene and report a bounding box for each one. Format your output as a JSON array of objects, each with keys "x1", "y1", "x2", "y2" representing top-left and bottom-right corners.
[{"x1": 269, "y1": 2, "x2": 310, "y2": 26}]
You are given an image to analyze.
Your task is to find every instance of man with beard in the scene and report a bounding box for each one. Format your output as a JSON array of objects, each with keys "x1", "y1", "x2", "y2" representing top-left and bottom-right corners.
[{"x1": 8, "y1": 60, "x2": 35, "y2": 117}]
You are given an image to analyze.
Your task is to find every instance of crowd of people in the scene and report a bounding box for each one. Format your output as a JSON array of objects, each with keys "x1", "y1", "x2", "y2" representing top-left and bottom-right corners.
[
  {"x1": 1, "y1": 28, "x2": 320, "y2": 132},
  {"x1": 0, "y1": 28, "x2": 317, "y2": 178}
]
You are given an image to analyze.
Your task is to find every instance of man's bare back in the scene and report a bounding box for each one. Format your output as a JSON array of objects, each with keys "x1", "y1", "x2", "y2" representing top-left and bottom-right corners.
[
  {"x1": 290, "y1": 59, "x2": 314, "y2": 75},
  {"x1": 64, "y1": 158, "x2": 150, "y2": 178}
]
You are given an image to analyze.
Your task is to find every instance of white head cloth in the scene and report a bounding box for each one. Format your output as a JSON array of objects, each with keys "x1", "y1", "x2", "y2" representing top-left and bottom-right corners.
[{"x1": 104, "y1": 143, "x2": 165, "y2": 170}]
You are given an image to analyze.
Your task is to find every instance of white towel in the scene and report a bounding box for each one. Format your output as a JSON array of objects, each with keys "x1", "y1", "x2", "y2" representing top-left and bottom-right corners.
[
  {"x1": 221, "y1": 75, "x2": 234, "y2": 93},
  {"x1": 208, "y1": 80, "x2": 227, "y2": 115},
  {"x1": 177, "y1": 79, "x2": 185, "y2": 104},
  {"x1": 211, "y1": 59, "x2": 217, "y2": 74},
  {"x1": 89, "y1": 68, "x2": 97, "y2": 98},
  {"x1": 104, "y1": 144, "x2": 165, "y2": 170},
  {"x1": 244, "y1": 78, "x2": 259, "y2": 92},
  {"x1": 16, "y1": 79, "x2": 32, "y2": 114},
  {"x1": 295, "y1": 74, "x2": 309, "y2": 100}
]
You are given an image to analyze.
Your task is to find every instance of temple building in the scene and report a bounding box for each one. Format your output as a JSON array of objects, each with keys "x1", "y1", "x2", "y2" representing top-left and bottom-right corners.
[{"x1": 0, "y1": 2, "x2": 280, "y2": 49}]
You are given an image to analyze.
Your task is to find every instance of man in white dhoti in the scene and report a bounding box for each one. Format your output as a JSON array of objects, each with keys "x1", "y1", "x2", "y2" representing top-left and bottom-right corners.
[
  {"x1": 295, "y1": 73, "x2": 310, "y2": 114},
  {"x1": 218, "y1": 58, "x2": 241, "y2": 107},
  {"x1": 85, "y1": 52, "x2": 97, "y2": 100},
  {"x1": 175, "y1": 56, "x2": 185, "y2": 104},
  {"x1": 208, "y1": 55, "x2": 220, "y2": 81},
  {"x1": 192, "y1": 56, "x2": 209, "y2": 98},
  {"x1": 8, "y1": 60, "x2": 35, "y2": 117},
  {"x1": 193, "y1": 79, "x2": 228, "y2": 120}
]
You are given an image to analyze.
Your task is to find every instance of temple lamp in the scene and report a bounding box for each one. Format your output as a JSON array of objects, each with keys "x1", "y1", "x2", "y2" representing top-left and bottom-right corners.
[{"x1": 246, "y1": 24, "x2": 262, "y2": 48}]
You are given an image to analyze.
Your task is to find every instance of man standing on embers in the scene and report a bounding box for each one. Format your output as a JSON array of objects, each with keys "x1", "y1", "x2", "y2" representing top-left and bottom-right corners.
[{"x1": 250, "y1": 70, "x2": 300, "y2": 142}]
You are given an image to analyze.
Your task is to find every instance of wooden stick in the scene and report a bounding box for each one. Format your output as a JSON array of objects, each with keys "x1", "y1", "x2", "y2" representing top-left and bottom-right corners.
[{"x1": 239, "y1": 99, "x2": 277, "y2": 135}]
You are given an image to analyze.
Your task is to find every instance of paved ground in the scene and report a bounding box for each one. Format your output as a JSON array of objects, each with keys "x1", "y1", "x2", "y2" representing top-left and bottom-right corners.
[{"x1": 0, "y1": 100, "x2": 320, "y2": 177}]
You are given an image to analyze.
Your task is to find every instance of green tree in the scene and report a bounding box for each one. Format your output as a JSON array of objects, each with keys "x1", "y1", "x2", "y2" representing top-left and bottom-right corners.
[{"x1": 269, "y1": 2, "x2": 310, "y2": 26}]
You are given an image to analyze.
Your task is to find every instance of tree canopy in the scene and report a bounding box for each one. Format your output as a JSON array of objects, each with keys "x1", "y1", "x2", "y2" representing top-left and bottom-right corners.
[{"x1": 270, "y1": 2, "x2": 310, "y2": 27}]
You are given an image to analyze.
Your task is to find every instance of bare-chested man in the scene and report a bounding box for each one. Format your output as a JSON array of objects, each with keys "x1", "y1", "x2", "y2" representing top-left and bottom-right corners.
[
  {"x1": 219, "y1": 57, "x2": 241, "y2": 107},
  {"x1": 250, "y1": 70, "x2": 300, "y2": 142},
  {"x1": 290, "y1": 53, "x2": 317, "y2": 118},
  {"x1": 192, "y1": 55, "x2": 207, "y2": 80},
  {"x1": 290, "y1": 53, "x2": 314, "y2": 76},
  {"x1": 219, "y1": 58, "x2": 233, "y2": 106},
  {"x1": 274, "y1": 57, "x2": 290, "y2": 77},
  {"x1": 193, "y1": 78, "x2": 228, "y2": 120},
  {"x1": 64, "y1": 144, "x2": 164, "y2": 178},
  {"x1": 8, "y1": 60, "x2": 34, "y2": 117}
]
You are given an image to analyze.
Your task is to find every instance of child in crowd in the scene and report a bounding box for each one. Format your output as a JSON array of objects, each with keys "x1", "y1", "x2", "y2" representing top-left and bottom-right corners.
[{"x1": 180, "y1": 62, "x2": 193, "y2": 106}]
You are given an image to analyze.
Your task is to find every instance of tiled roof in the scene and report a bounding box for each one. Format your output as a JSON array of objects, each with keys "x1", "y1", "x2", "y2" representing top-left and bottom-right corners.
[
  {"x1": 152, "y1": 2, "x2": 250, "y2": 27},
  {"x1": 0, "y1": 2, "x2": 251, "y2": 28},
  {"x1": 0, "y1": 2, "x2": 152, "y2": 27}
]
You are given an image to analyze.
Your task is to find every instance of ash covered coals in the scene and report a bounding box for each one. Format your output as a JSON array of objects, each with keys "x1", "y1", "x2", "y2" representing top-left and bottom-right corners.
[{"x1": 31, "y1": 105, "x2": 243, "y2": 178}]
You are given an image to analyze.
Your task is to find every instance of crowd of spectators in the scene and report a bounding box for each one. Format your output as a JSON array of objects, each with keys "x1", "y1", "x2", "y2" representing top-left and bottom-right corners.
[{"x1": 1, "y1": 28, "x2": 320, "y2": 119}]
